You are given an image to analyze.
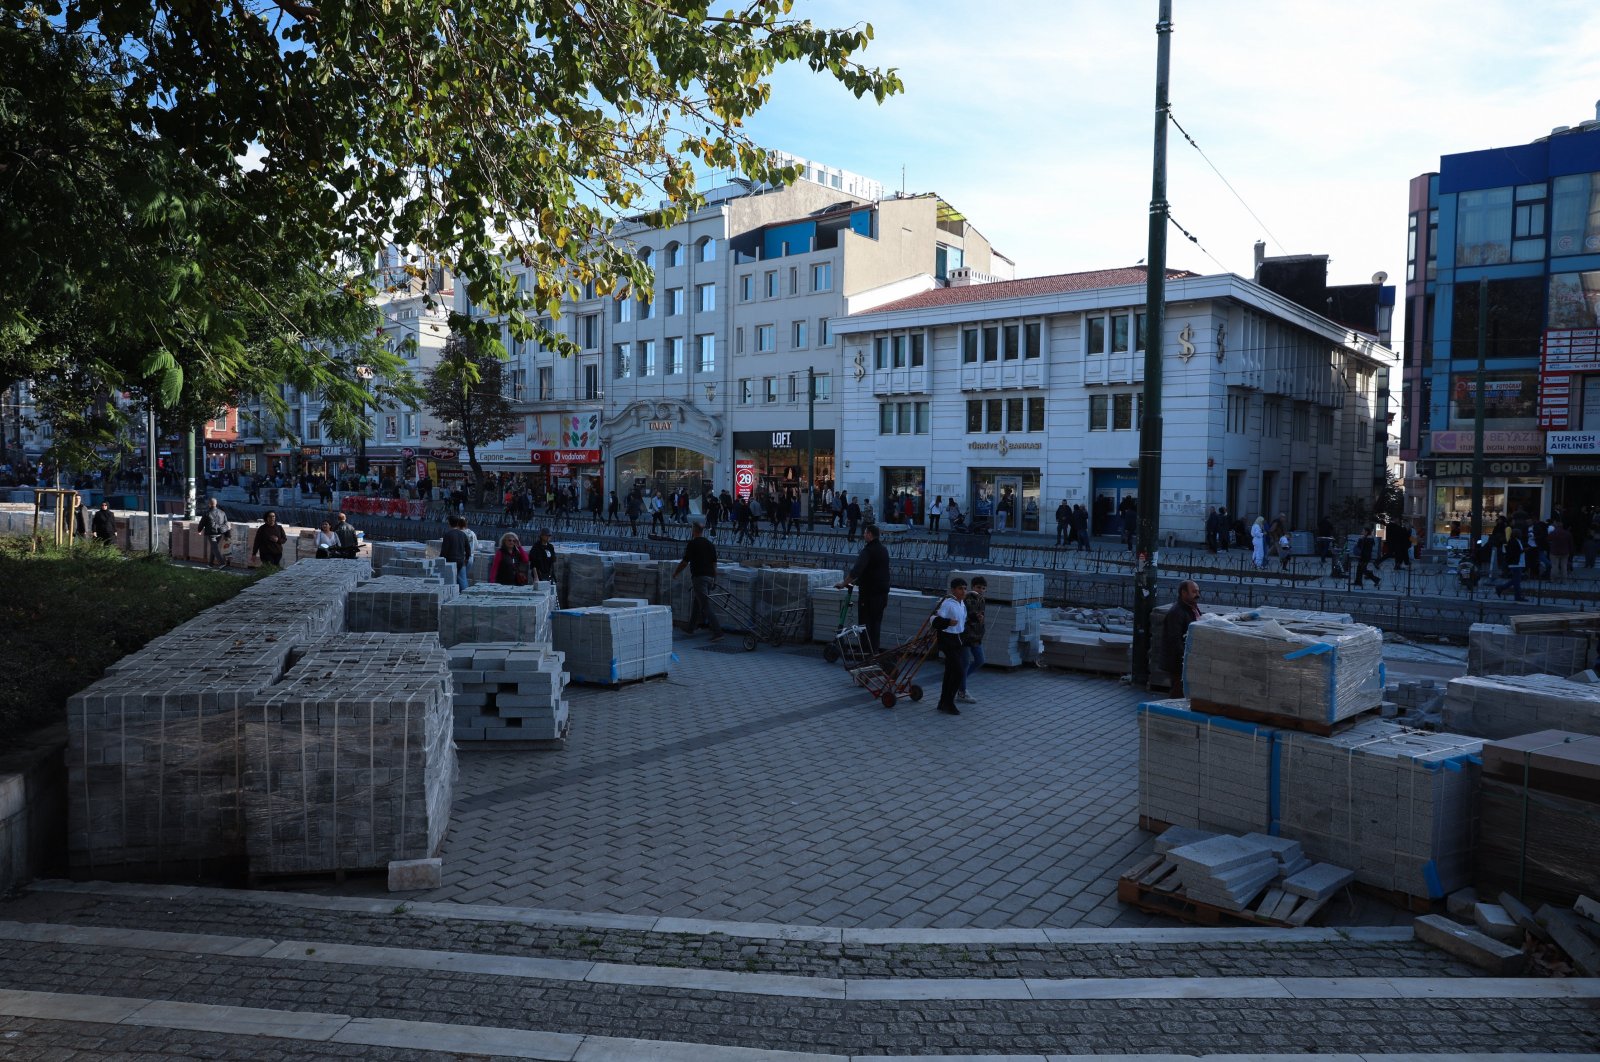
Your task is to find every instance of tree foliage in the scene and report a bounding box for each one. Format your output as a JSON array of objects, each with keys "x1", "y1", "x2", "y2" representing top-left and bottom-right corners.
[
  {"x1": 6, "y1": 0, "x2": 901, "y2": 368},
  {"x1": 422, "y1": 334, "x2": 518, "y2": 500}
]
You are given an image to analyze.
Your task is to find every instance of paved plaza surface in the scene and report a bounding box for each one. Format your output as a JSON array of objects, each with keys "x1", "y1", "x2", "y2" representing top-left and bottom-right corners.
[{"x1": 2, "y1": 631, "x2": 1597, "y2": 1057}]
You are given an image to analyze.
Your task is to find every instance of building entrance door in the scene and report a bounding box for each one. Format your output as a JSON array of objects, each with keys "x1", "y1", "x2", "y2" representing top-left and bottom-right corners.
[{"x1": 994, "y1": 474, "x2": 1022, "y2": 533}]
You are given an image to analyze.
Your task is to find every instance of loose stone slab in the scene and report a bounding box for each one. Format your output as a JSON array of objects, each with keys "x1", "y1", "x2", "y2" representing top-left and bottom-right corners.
[
  {"x1": 1413, "y1": 913, "x2": 1526, "y2": 974},
  {"x1": 388, "y1": 857, "x2": 443, "y2": 892},
  {"x1": 1473, "y1": 902, "x2": 1524, "y2": 945},
  {"x1": 1283, "y1": 863, "x2": 1356, "y2": 901}
]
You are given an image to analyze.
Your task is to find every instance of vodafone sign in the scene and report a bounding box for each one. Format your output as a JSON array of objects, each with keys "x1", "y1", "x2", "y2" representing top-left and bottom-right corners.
[
  {"x1": 530, "y1": 449, "x2": 602, "y2": 465},
  {"x1": 734, "y1": 460, "x2": 756, "y2": 501}
]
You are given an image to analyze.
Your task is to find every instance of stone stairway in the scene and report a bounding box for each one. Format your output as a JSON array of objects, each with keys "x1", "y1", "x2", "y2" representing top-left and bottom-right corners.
[{"x1": 0, "y1": 881, "x2": 1595, "y2": 1060}]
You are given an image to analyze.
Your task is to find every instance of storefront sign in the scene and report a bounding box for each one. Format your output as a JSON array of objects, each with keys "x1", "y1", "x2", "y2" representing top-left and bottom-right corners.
[
  {"x1": 771, "y1": 431, "x2": 792, "y2": 447},
  {"x1": 966, "y1": 437, "x2": 1044, "y2": 457},
  {"x1": 1419, "y1": 458, "x2": 1543, "y2": 478},
  {"x1": 1427, "y1": 430, "x2": 1541, "y2": 454},
  {"x1": 1539, "y1": 329, "x2": 1600, "y2": 429},
  {"x1": 731, "y1": 429, "x2": 836, "y2": 451},
  {"x1": 1556, "y1": 459, "x2": 1600, "y2": 474},
  {"x1": 530, "y1": 448, "x2": 602, "y2": 465},
  {"x1": 427, "y1": 448, "x2": 458, "y2": 461},
  {"x1": 299, "y1": 446, "x2": 320, "y2": 456},
  {"x1": 648, "y1": 420, "x2": 674, "y2": 431},
  {"x1": 207, "y1": 440, "x2": 236, "y2": 452},
  {"x1": 1546, "y1": 430, "x2": 1600, "y2": 455},
  {"x1": 734, "y1": 460, "x2": 756, "y2": 501},
  {"x1": 401, "y1": 447, "x2": 415, "y2": 458}
]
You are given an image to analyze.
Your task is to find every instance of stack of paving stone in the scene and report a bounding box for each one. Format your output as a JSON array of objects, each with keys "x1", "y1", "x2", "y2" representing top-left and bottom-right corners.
[
  {"x1": 1183, "y1": 613, "x2": 1384, "y2": 728},
  {"x1": 438, "y1": 584, "x2": 557, "y2": 647},
  {"x1": 555, "y1": 548, "x2": 650, "y2": 607},
  {"x1": 1137, "y1": 699, "x2": 1278, "y2": 834},
  {"x1": 879, "y1": 588, "x2": 941, "y2": 647},
  {"x1": 64, "y1": 560, "x2": 366, "y2": 873},
  {"x1": 371, "y1": 541, "x2": 431, "y2": 575},
  {"x1": 947, "y1": 569, "x2": 1045, "y2": 667},
  {"x1": 1274, "y1": 719, "x2": 1482, "y2": 898},
  {"x1": 1476, "y1": 729, "x2": 1600, "y2": 904},
  {"x1": 614, "y1": 558, "x2": 671, "y2": 604},
  {"x1": 1149, "y1": 605, "x2": 1354, "y2": 691},
  {"x1": 1163, "y1": 834, "x2": 1283, "y2": 911},
  {"x1": 809, "y1": 584, "x2": 858, "y2": 641},
  {"x1": 551, "y1": 603, "x2": 674, "y2": 685},
  {"x1": 344, "y1": 576, "x2": 460, "y2": 633},
  {"x1": 1443, "y1": 673, "x2": 1600, "y2": 738},
  {"x1": 383, "y1": 555, "x2": 457, "y2": 584},
  {"x1": 1467, "y1": 623, "x2": 1591, "y2": 677},
  {"x1": 243, "y1": 633, "x2": 455, "y2": 875},
  {"x1": 446, "y1": 642, "x2": 570, "y2": 745},
  {"x1": 755, "y1": 568, "x2": 841, "y2": 643}
]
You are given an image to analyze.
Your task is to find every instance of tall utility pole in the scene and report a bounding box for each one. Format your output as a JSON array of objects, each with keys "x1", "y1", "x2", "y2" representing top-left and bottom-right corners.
[
  {"x1": 184, "y1": 423, "x2": 197, "y2": 518},
  {"x1": 1130, "y1": 0, "x2": 1173, "y2": 688},
  {"x1": 1470, "y1": 277, "x2": 1488, "y2": 547},
  {"x1": 145, "y1": 403, "x2": 158, "y2": 553}
]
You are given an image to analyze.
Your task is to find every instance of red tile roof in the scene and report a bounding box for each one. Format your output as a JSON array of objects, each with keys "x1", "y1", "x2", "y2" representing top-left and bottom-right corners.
[{"x1": 858, "y1": 267, "x2": 1200, "y2": 315}]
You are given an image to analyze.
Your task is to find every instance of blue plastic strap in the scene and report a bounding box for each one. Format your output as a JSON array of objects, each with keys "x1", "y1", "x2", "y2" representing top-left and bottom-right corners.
[
  {"x1": 1422, "y1": 861, "x2": 1444, "y2": 898},
  {"x1": 1284, "y1": 642, "x2": 1332, "y2": 660},
  {"x1": 1267, "y1": 736, "x2": 1282, "y2": 836}
]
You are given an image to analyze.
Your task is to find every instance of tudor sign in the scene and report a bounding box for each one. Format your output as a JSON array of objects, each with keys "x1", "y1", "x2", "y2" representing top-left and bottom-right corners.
[{"x1": 530, "y1": 449, "x2": 601, "y2": 465}]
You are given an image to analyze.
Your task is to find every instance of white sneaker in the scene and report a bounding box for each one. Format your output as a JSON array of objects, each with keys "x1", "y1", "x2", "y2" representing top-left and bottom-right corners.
[{"x1": 956, "y1": 690, "x2": 976, "y2": 703}]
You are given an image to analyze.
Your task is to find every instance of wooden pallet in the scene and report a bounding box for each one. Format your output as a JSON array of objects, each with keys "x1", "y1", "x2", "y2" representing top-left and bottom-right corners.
[
  {"x1": 1508, "y1": 611, "x2": 1600, "y2": 634},
  {"x1": 1116, "y1": 854, "x2": 1336, "y2": 928},
  {"x1": 1186, "y1": 697, "x2": 1381, "y2": 738}
]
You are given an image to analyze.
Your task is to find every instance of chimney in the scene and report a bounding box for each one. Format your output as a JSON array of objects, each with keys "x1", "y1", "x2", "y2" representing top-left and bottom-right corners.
[
  {"x1": 1595, "y1": 98, "x2": 1600, "y2": 121},
  {"x1": 1253, "y1": 240, "x2": 1266, "y2": 279}
]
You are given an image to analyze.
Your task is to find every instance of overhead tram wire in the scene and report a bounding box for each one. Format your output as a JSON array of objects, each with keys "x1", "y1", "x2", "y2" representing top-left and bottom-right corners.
[
  {"x1": 1169, "y1": 109, "x2": 1289, "y2": 257},
  {"x1": 1167, "y1": 213, "x2": 1231, "y2": 274}
]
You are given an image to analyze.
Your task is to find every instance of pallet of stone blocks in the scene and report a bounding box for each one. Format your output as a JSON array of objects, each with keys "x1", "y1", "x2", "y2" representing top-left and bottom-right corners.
[
  {"x1": 1183, "y1": 614, "x2": 1384, "y2": 730},
  {"x1": 382, "y1": 555, "x2": 458, "y2": 584},
  {"x1": 243, "y1": 634, "x2": 455, "y2": 877},
  {"x1": 448, "y1": 642, "x2": 570, "y2": 747},
  {"x1": 344, "y1": 576, "x2": 460, "y2": 633},
  {"x1": 439, "y1": 585, "x2": 557, "y2": 647},
  {"x1": 754, "y1": 568, "x2": 841, "y2": 643},
  {"x1": 1119, "y1": 831, "x2": 1349, "y2": 927},
  {"x1": 552, "y1": 604, "x2": 673, "y2": 685},
  {"x1": 1443, "y1": 673, "x2": 1600, "y2": 739},
  {"x1": 370, "y1": 540, "x2": 430, "y2": 576},
  {"x1": 1137, "y1": 700, "x2": 1277, "y2": 835},
  {"x1": 808, "y1": 585, "x2": 859, "y2": 642},
  {"x1": 613, "y1": 558, "x2": 672, "y2": 605},
  {"x1": 1148, "y1": 605, "x2": 1354, "y2": 691},
  {"x1": 1273, "y1": 719, "x2": 1481, "y2": 900},
  {"x1": 1475, "y1": 730, "x2": 1600, "y2": 905},
  {"x1": 1466, "y1": 623, "x2": 1592, "y2": 678},
  {"x1": 555, "y1": 549, "x2": 649, "y2": 607},
  {"x1": 947, "y1": 569, "x2": 1044, "y2": 605}
]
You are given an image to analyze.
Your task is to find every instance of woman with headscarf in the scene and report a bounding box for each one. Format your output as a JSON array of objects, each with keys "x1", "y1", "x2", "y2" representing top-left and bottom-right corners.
[{"x1": 1250, "y1": 516, "x2": 1267, "y2": 569}]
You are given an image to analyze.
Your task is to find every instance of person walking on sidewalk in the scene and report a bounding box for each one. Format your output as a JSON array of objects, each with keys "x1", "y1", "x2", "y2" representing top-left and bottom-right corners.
[
  {"x1": 90, "y1": 501, "x2": 116, "y2": 546},
  {"x1": 440, "y1": 515, "x2": 474, "y2": 591},
  {"x1": 673, "y1": 522, "x2": 723, "y2": 640},
  {"x1": 931, "y1": 577, "x2": 969, "y2": 716},
  {"x1": 531, "y1": 528, "x2": 557, "y2": 585},
  {"x1": 838, "y1": 524, "x2": 891, "y2": 655},
  {"x1": 1549, "y1": 519, "x2": 1574, "y2": 583},
  {"x1": 1494, "y1": 532, "x2": 1528, "y2": 601},
  {"x1": 957, "y1": 576, "x2": 988, "y2": 704},
  {"x1": 1354, "y1": 526, "x2": 1382, "y2": 589},
  {"x1": 250, "y1": 511, "x2": 288, "y2": 568},
  {"x1": 333, "y1": 512, "x2": 360, "y2": 559},
  {"x1": 1055, "y1": 499, "x2": 1070, "y2": 547},
  {"x1": 199, "y1": 497, "x2": 231, "y2": 568}
]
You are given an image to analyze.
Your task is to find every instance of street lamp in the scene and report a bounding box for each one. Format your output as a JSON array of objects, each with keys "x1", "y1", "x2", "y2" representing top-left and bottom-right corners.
[{"x1": 356, "y1": 364, "x2": 374, "y2": 476}]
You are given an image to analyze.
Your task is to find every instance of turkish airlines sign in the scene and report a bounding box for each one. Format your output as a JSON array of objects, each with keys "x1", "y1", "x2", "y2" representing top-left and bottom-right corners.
[{"x1": 530, "y1": 449, "x2": 601, "y2": 464}]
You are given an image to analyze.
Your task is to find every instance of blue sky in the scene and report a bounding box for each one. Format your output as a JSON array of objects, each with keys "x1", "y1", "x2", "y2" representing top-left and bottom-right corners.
[{"x1": 742, "y1": 0, "x2": 1600, "y2": 289}]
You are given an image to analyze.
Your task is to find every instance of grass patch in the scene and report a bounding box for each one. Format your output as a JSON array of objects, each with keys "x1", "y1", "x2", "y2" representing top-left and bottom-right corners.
[{"x1": 0, "y1": 537, "x2": 261, "y2": 745}]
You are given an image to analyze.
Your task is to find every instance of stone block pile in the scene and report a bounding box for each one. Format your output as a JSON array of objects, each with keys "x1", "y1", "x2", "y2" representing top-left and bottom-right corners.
[
  {"x1": 552, "y1": 604, "x2": 673, "y2": 685},
  {"x1": 1147, "y1": 605, "x2": 1354, "y2": 691},
  {"x1": 1184, "y1": 614, "x2": 1385, "y2": 727},
  {"x1": 447, "y1": 642, "x2": 570, "y2": 745},
  {"x1": 382, "y1": 555, "x2": 457, "y2": 584},
  {"x1": 438, "y1": 585, "x2": 557, "y2": 647},
  {"x1": 243, "y1": 633, "x2": 455, "y2": 876},
  {"x1": 1475, "y1": 729, "x2": 1600, "y2": 904},
  {"x1": 371, "y1": 541, "x2": 430, "y2": 576},
  {"x1": 1444, "y1": 673, "x2": 1600, "y2": 738},
  {"x1": 754, "y1": 568, "x2": 842, "y2": 643},
  {"x1": 949, "y1": 569, "x2": 1046, "y2": 667},
  {"x1": 554, "y1": 548, "x2": 648, "y2": 607},
  {"x1": 809, "y1": 585, "x2": 858, "y2": 642},
  {"x1": 1467, "y1": 622, "x2": 1591, "y2": 678},
  {"x1": 613, "y1": 558, "x2": 671, "y2": 605},
  {"x1": 344, "y1": 576, "x2": 460, "y2": 633},
  {"x1": 1136, "y1": 700, "x2": 1278, "y2": 835},
  {"x1": 64, "y1": 559, "x2": 369, "y2": 874}
]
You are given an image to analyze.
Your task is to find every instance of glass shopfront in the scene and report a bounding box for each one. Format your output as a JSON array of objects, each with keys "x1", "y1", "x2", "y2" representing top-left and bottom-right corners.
[
  {"x1": 969, "y1": 469, "x2": 1041, "y2": 532},
  {"x1": 1430, "y1": 477, "x2": 1544, "y2": 547},
  {"x1": 880, "y1": 467, "x2": 925, "y2": 525},
  {"x1": 731, "y1": 429, "x2": 837, "y2": 500},
  {"x1": 615, "y1": 445, "x2": 713, "y2": 505}
]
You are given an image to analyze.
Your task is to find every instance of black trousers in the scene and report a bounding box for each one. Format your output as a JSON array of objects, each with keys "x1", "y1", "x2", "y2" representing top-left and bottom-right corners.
[
  {"x1": 860, "y1": 592, "x2": 888, "y2": 655},
  {"x1": 937, "y1": 632, "x2": 965, "y2": 708}
]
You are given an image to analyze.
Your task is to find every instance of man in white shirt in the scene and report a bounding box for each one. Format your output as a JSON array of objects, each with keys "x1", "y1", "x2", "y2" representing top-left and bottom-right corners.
[{"x1": 932, "y1": 577, "x2": 969, "y2": 716}]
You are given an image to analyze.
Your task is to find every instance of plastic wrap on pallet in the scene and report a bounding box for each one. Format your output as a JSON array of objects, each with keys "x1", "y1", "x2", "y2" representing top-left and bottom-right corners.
[
  {"x1": 438, "y1": 587, "x2": 557, "y2": 647},
  {"x1": 754, "y1": 568, "x2": 842, "y2": 643},
  {"x1": 1147, "y1": 605, "x2": 1354, "y2": 691},
  {"x1": 554, "y1": 549, "x2": 650, "y2": 607},
  {"x1": 809, "y1": 585, "x2": 859, "y2": 642},
  {"x1": 551, "y1": 604, "x2": 673, "y2": 685},
  {"x1": 614, "y1": 559, "x2": 671, "y2": 605},
  {"x1": 1183, "y1": 614, "x2": 1383, "y2": 725},
  {"x1": 1137, "y1": 699, "x2": 1278, "y2": 835},
  {"x1": 344, "y1": 576, "x2": 460, "y2": 633},
  {"x1": 243, "y1": 633, "x2": 455, "y2": 875},
  {"x1": 1443, "y1": 673, "x2": 1600, "y2": 739},
  {"x1": 446, "y1": 641, "x2": 569, "y2": 744},
  {"x1": 1466, "y1": 623, "x2": 1592, "y2": 678},
  {"x1": 1274, "y1": 720, "x2": 1481, "y2": 899}
]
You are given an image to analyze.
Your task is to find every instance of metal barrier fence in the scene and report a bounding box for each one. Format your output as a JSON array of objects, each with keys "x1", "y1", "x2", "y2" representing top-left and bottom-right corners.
[{"x1": 232, "y1": 501, "x2": 1595, "y2": 640}]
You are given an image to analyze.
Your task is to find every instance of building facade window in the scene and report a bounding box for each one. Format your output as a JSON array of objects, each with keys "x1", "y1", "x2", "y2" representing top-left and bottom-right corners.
[
  {"x1": 878, "y1": 401, "x2": 930, "y2": 434},
  {"x1": 818, "y1": 317, "x2": 832, "y2": 345},
  {"x1": 613, "y1": 343, "x2": 631, "y2": 379},
  {"x1": 1227, "y1": 391, "x2": 1249, "y2": 434},
  {"x1": 792, "y1": 320, "x2": 808, "y2": 348},
  {"x1": 1085, "y1": 311, "x2": 1145, "y2": 354},
  {"x1": 766, "y1": 377, "x2": 779, "y2": 403},
  {"x1": 696, "y1": 334, "x2": 715, "y2": 373},
  {"x1": 580, "y1": 314, "x2": 598, "y2": 349},
  {"x1": 583, "y1": 363, "x2": 600, "y2": 400},
  {"x1": 740, "y1": 274, "x2": 754, "y2": 301},
  {"x1": 811, "y1": 262, "x2": 832, "y2": 291},
  {"x1": 764, "y1": 271, "x2": 778, "y2": 297},
  {"x1": 739, "y1": 379, "x2": 753, "y2": 404},
  {"x1": 666, "y1": 288, "x2": 684, "y2": 315},
  {"x1": 538, "y1": 366, "x2": 554, "y2": 401},
  {"x1": 696, "y1": 236, "x2": 716, "y2": 263},
  {"x1": 814, "y1": 373, "x2": 832, "y2": 402},
  {"x1": 615, "y1": 297, "x2": 632, "y2": 323},
  {"x1": 666, "y1": 336, "x2": 684, "y2": 375},
  {"x1": 665, "y1": 242, "x2": 684, "y2": 267},
  {"x1": 696, "y1": 283, "x2": 715, "y2": 312},
  {"x1": 1456, "y1": 186, "x2": 1513, "y2": 265},
  {"x1": 640, "y1": 339, "x2": 657, "y2": 377},
  {"x1": 968, "y1": 394, "x2": 1044, "y2": 432},
  {"x1": 756, "y1": 324, "x2": 775, "y2": 352},
  {"x1": 384, "y1": 415, "x2": 398, "y2": 439}
]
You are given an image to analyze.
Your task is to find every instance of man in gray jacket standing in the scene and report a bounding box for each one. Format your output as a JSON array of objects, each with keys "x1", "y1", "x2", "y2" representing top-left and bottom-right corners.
[{"x1": 199, "y1": 497, "x2": 231, "y2": 568}]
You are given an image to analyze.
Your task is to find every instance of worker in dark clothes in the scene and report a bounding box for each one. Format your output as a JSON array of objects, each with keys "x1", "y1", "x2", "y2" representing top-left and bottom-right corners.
[
  {"x1": 673, "y1": 521, "x2": 723, "y2": 640},
  {"x1": 838, "y1": 524, "x2": 891, "y2": 655},
  {"x1": 1161, "y1": 579, "x2": 1203, "y2": 692}
]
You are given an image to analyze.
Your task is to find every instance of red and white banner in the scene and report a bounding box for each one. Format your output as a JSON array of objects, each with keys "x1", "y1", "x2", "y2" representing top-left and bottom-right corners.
[
  {"x1": 734, "y1": 460, "x2": 756, "y2": 501},
  {"x1": 530, "y1": 448, "x2": 601, "y2": 465}
]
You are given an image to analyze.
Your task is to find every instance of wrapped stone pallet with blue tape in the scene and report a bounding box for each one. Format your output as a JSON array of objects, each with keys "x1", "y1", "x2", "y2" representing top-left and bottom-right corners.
[
  {"x1": 1136, "y1": 700, "x2": 1278, "y2": 835},
  {"x1": 1182, "y1": 613, "x2": 1385, "y2": 727},
  {"x1": 552, "y1": 603, "x2": 673, "y2": 685},
  {"x1": 439, "y1": 584, "x2": 557, "y2": 647}
]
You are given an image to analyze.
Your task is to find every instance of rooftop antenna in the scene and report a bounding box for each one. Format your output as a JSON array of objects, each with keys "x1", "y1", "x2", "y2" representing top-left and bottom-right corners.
[{"x1": 901, "y1": 165, "x2": 906, "y2": 196}]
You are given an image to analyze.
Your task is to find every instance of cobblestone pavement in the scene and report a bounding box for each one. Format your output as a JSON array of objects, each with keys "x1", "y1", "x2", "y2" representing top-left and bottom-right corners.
[{"x1": 406, "y1": 637, "x2": 1404, "y2": 929}]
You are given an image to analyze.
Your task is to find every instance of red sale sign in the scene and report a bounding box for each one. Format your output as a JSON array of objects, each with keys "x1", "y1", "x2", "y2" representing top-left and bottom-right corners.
[{"x1": 734, "y1": 460, "x2": 755, "y2": 501}]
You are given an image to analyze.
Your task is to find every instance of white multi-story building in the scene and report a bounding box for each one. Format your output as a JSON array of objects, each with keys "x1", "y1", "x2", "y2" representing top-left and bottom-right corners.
[
  {"x1": 835, "y1": 265, "x2": 1394, "y2": 540},
  {"x1": 462, "y1": 166, "x2": 1010, "y2": 509}
]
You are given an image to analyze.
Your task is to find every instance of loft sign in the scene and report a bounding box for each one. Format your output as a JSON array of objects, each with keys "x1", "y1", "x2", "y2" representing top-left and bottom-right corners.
[{"x1": 772, "y1": 431, "x2": 792, "y2": 447}]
